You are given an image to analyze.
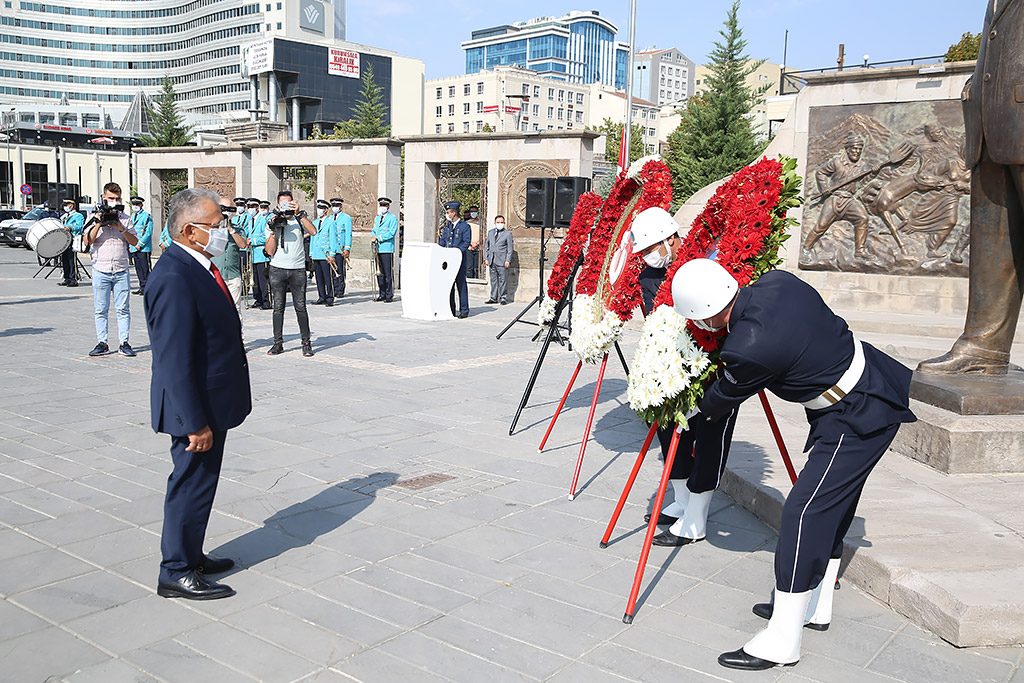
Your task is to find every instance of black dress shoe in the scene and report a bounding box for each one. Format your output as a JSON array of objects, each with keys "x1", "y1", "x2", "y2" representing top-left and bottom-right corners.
[
  {"x1": 374, "y1": 296, "x2": 384, "y2": 302},
  {"x1": 383, "y1": 297, "x2": 393, "y2": 303},
  {"x1": 268, "y1": 342, "x2": 285, "y2": 355},
  {"x1": 718, "y1": 648, "x2": 796, "y2": 671},
  {"x1": 67, "y1": 281, "x2": 78, "y2": 288},
  {"x1": 325, "y1": 301, "x2": 334, "y2": 307},
  {"x1": 457, "y1": 312, "x2": 469, "y2": 318},
  {"x1": 651, "y1": 530, "x2": 703, "y2": 547},
  {"x1": 58, "y1": 280, "x2": 68, "y2": 286},
  {"x1": 311, "y1": 299, "x2": 325, "y2": 305},
  {"x1": 157, "y1": 570, "x2": 235, "y2": 600},
  {"x1": 199, "y1": 555, "x2": 234, "y2": 575},
  {"x1": 644, "y1": 512, "x2": 679, "y2": 526},
  {"x1": 261, "y1": 304, "x2": 272, "y2": 310},
  {"x1": 752, "y1": 603, "x2": 829, "y2": 630},
  {"x1": 484, "y1": 299, "x2": 498, "y2": 304}
]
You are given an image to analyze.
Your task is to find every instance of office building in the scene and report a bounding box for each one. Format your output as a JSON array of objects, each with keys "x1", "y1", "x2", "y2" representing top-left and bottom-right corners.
[
  {"x1": 424, "y1": 66, "x2": 590, "y2": 135},
  {"x1": 462, "y1": 10, "x2": 629, "y2": 89},
  {"x1": 0, "y1": 0, "x2": 423, "y2": 138},
  {"x1": 633, "y1": 47, "x2": 696, "y2": 106},
  {"x1": 588, "y1": 85, "x2": 660, "y2": 155}
]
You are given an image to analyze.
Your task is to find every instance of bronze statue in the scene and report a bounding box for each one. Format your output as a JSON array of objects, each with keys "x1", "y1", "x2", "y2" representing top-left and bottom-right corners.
[{"x1": 919, "y1": 0, "x2": 1024, "y2": 375}]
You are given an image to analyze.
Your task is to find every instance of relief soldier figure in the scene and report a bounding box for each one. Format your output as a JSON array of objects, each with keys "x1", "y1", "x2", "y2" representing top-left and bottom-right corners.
[
  {"x1": 804, "y1": 135, "x2": 874, "y2": 260},
  {"x1": 919, "y1": 0, "x2": 1024, "y2": 375}
]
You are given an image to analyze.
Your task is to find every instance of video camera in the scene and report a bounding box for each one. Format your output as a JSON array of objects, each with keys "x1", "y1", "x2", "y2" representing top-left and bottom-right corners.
[
  {"x1": 270, "y1": 204, "x2": 295, "y2": 229},
  {"x1": 94, "y1": 202, "x2": 125, "y2": 226}
]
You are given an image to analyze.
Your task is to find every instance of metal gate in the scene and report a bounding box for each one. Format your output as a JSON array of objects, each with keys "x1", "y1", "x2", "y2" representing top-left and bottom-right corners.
[
  {"x1": 438, "y1": 163, "x2": 487, "y2": 279},
  {"x1": 157, "y1": 169, "x2": 187, "y2": 243}
]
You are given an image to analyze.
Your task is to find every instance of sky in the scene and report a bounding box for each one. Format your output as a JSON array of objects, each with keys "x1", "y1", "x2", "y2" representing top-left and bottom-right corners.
[{"x1": 346, "y1": 0, "x2": 983, "y2": 80}]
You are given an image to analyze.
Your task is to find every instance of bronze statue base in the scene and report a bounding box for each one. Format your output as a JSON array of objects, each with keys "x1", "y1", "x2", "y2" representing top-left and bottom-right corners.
[{"x1": 910, "y1": 369, "x2": 1024, "y2": 415}]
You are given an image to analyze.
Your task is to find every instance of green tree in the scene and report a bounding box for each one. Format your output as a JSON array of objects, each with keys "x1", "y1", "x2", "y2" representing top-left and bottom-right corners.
[
  {"x1": 665, "y1": 0, "x2": 769, "y2": 206},
  {"x1": 137, "y1": 76, "x2": 193, "y2": 147},
  {"x1": 315, "y1": 65, "x2": 391, "y2": 139},
  {"x1": 945, "y1": 32, "x2": 981, "y2": 62},
  {"x1": 481, "y1": 122, "x2": 494, "y2": 133},
  {"x1": 594, "y1": 118, "x2": 646, "y2": 165}
]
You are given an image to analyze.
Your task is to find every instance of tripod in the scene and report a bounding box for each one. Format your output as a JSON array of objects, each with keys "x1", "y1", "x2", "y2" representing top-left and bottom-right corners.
[{"x1": 497, "y1": 223, "x2": 554, "y2": 340}]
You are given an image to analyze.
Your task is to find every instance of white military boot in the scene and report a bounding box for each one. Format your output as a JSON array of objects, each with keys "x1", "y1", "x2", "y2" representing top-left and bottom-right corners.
[
  {"x1": 720, "y1": 589, "x2": 813, "y2": 670},
  {"x1": 645, "y1": 479, "x2": 688, "y2": 525},
  {"x1": 652, "y1": 489, "x2": 713, "y2": 546},
  {"x1": 805, "y1": 557, "x2": 842, "y2": 629}
]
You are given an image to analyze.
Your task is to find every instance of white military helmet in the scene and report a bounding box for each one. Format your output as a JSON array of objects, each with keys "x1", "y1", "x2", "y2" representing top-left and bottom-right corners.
[
  {"x1": 630, "y1": 207, "x2": 679, "y2": 252},
  {"x1": 671, "y1": 258, "x2": 738, "y2": 320}
]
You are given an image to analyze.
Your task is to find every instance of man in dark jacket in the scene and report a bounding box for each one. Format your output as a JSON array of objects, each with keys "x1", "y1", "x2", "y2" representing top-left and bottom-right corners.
[{"x1": 145, "y1": 187, "x2": 252, "y2": 600}]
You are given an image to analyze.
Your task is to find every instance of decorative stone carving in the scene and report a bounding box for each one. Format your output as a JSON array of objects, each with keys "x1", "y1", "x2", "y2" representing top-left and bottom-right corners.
[
  {"x1": 497, "y1": 159, "x2": 571, "y2": 237},
  {"x1": 800, "y1": 102, "x2": 970, "y2": 276},
  {"x1": 193, "y1": 167, "x2": 236, "y2": 203},
  {"x1": 325, "y1": 164, "x2": 378, "y2": 232}
]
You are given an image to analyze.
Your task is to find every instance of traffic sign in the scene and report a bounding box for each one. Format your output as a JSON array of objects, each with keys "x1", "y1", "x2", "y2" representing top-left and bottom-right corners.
[{"x1": 20, "y1": 184, "x2": 32, "y2": 195}]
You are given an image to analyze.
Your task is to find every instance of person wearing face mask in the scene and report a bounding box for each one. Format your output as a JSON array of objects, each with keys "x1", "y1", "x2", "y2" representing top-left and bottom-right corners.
[
  {"x1": 83, "y1": 182, "x2": 139, "y2": 357},
  {"x1": 439, "y1": 200, "x2": 472, "y2": 318},
  {"x1": 483, "y1": 214, "x2": 513, "y2": 305},
  {"x1": 210, "y1": 203, "x2": 251, "y2": 314},
  {"x1": 59, "y1": 197, "x2": 84, "y2": 288},
  {"x1": 465, "y1": 205, "x2": 482, "y2": 279},
  {"x1": 310, "y1": 199, "x2": 339, "y2": 307},
  {"x1": 247, "y1": 200, "x2": 272, "y2": 310},
  {"x1": 143, "y1": 187, "x2": 251, "y2": 602},
  {"x1": 667, "y1": 259, "x2": 916, "y2": 672},
  {"x1": 265, "y1": 189, "x2": 318, "y2": 356},
  {"x1": 330, "y1": 198, "x2": 352, "y2": 298},
  {"x1": 128, "y1": 196, "x2": 154, "y2": 295},
  {"x1": 370, "y1": 197, "x2": 398, "y2": 303},
  {"x1": 631, "y1": 207, "x2": 740, "y2": 548}
]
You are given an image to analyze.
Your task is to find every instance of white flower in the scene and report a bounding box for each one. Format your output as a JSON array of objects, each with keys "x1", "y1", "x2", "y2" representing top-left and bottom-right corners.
[
  {"x1": 570, "y1": 294, "x2": 627, "y2": 365},
  {"x1": 627, "y1": 304, "x2": 711, "y2": 417},
  {"x1": 626, "y1": 155, "x2": 662, "y2": 181},
  {"x1": 537, "y1": 296, "x2": 558, "y2": 328}
]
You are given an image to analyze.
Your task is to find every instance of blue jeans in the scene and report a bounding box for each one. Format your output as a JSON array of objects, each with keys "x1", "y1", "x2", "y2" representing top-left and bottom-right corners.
[{"x1": 93, "y1": 268, "x2": 131, "y2": 345}]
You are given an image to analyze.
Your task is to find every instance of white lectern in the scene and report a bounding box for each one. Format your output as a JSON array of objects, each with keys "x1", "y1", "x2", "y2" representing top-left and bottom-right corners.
[{"x1": 400, "y1": 242, "x2": 463, "y2": 320}]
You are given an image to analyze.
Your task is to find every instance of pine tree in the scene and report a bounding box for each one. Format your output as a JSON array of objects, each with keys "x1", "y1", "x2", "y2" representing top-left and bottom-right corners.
[
  {"x1": 945, "y1": 32, "x2": 981, "y2": 62},
  {"x1": 336, "y1": 65, "x2": 391, "y2": 138},
  {"x1": 138, "y1": 76, "x2": 193, "y2": 147},
  {"x1": 665, "y1": 0, "x2": 768, "y2": 206}
]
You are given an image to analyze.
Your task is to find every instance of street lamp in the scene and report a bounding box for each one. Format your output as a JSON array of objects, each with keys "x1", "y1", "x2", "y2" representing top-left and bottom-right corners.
[{"x1": 5, "y1": 107, "x2": 13, "y2": 208}]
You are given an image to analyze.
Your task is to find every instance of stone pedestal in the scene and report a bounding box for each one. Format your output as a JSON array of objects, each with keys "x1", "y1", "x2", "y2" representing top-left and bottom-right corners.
[{"x1": 890, "y1": 370, "x2": 1024, "y2": 474}]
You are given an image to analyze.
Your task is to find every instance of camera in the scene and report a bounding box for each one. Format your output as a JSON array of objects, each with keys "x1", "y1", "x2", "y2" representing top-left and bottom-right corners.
[
  {"x1": 270, "y1": 206, "x2": 294, "y2": 229},
  {"x1": 95, "y1": 202, "x2": 125, "y2": 226}
]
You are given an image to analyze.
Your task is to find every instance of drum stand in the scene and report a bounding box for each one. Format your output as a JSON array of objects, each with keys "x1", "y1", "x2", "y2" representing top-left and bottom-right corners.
[{"x1": 599, "y1": 391, "x2": 799, "y2": 623}]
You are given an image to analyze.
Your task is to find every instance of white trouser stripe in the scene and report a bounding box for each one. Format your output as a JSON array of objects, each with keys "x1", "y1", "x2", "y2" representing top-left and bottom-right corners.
[
  {"x1": 713, "y1": 408, "x2": 736, "y2": 491},
  {"x1": 789, "y1": 433, "x2": 845, "y2": 593}
]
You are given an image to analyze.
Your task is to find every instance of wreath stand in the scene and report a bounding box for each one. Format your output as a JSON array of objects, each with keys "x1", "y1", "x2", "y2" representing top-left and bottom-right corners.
[{"x1": 599, "y1": 390, "x2": 798, "y2": 623}]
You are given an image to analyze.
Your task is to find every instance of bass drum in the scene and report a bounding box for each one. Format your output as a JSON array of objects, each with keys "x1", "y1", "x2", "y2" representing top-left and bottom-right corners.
[{"x1": 26, "y1": 218, "x2": 71, "y2": 258}]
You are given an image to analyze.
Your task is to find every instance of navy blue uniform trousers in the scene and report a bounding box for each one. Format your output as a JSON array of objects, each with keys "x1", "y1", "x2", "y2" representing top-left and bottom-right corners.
[
  {"x1": 312, "y1": 259, "x2": 335, "y2": 304},
  {"x1": 449, "y1": 253, "x2": 469, "y2": 315},
  {"x1": 775, "y1": 423, "x2": 900, "y2": 593},
  {"x1": 377, "y1": 253, "x2": 394, "y2": 300},
  {"x1": 159, "y1": 431, "x2": 226, "y2": 582},
  {"x1": 657, "y1": 408, "x2": 739, "y2": 493}
]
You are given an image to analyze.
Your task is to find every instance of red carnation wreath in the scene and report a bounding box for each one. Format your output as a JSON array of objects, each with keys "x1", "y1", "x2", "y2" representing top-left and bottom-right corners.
[{"x1": 629, "y1": 156, "x2": 803, "y2": 427}]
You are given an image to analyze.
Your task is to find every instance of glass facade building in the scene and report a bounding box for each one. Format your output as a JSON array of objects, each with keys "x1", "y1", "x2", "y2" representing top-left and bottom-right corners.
[
  {"x1": 462, "y1": 11, "x2": 628, "y2": 89},
  {"x1": 0, "y1": 0, "x2": 348, "y2": 116}
]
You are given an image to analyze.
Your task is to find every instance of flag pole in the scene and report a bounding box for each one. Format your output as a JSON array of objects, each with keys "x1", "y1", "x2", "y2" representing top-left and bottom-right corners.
[{"x1": 621, "y1": 0, "x2": 638, "y2": 170}]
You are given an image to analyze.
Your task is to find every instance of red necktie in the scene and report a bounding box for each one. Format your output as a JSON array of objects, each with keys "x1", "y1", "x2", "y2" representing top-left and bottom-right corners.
[{"x1": 210, "y1": 263, "x2": 233, "y2": 304}]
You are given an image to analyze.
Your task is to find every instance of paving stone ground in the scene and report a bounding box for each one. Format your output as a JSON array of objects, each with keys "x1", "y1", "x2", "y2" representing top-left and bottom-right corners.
[{"x1": 0, "y1": 247, "x2": 1021, "y2": 683}]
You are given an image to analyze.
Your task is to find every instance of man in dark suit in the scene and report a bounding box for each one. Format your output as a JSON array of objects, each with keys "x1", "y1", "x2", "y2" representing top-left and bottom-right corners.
[
  {"x1": 439, "y1": 200, "x2": 472, "y2": 317},
  {"x1": 920, "y1": 0, "x2": 1024, "y2": 375},
  {"x1": 144, "y1": 187, "x2": 252, "y2": 600}
]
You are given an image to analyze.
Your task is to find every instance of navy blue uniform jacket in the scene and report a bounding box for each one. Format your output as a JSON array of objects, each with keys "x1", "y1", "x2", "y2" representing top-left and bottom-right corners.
[
  {"x1": 144, "y1": 243, "x2": 252, "y2": 437},
  {"x1": 440, "y1": 219, "x2": 472, "y2": 253},
  {"x1": 698, "y1": 270, "x2": 915, "y2": 449}
]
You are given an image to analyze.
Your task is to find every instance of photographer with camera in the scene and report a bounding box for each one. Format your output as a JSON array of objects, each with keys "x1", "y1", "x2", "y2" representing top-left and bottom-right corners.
[
  {"x1": 264, "y1": 190, "x2": 317, "y2": 356},
  {"x1": 83, "y1": 182, "x2": 139, "y2": 357}
]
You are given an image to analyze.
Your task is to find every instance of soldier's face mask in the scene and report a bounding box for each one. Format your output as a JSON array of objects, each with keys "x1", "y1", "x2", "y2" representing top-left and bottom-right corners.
[{"x1": 693, "y1": 318, "x2": 722, "y2": 333}]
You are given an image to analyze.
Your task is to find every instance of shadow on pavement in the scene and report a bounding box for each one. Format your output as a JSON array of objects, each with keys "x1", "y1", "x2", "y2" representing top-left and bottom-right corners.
[
  {"x1": 210, "y1": 471, "x2": 399, "y2": 578},
  {"x1": 0, "y1": 326, "x2": 54, "y2": 337}
]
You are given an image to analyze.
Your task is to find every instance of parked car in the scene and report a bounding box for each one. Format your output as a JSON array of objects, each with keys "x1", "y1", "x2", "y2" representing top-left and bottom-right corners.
[{"x1": 0, "y1": 207, "x2": 54, "y2": 248}]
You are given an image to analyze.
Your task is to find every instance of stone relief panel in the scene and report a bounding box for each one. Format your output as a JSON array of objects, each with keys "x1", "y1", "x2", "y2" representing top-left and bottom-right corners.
[
  {"x1": 497, "y1": 159, "x2": 571, "y2": 237},
  {"x1": 193, "y1": 167, "x2": 236, "y2": 203},
  {"x1": 324, "y1": 165, "x2": 379, "y2": 232},
  {"x1": 800, "y1": 101, "x2": 970, "y2": 276}
]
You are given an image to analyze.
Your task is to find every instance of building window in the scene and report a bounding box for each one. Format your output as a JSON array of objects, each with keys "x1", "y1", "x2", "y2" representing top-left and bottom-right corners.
[
  {"x1": 276, "y1": 22, "x2": 281, "y2": 29},
  {"x1": 448, "y1": 123, "x2": 455, "y2": 133},
  {"x1": 575, "y1": 111, "x2": 583, "y2": 123},
  {"x1": 476, "y1": 121, "x2": 484, "y2": 132},
  {"x1": 448, "y1": 85, "x2": 455, "y2": 98},
  {"x1": 435, "y1": 124, "x2": 442, "y2": 134},
  {"x1": 448, "y1": 104, "x2": 455, "y2": 116},
  {"x1": 533, "y1": 85, "x2": 540, "y2": 98},
  {"x1": 547, "y1": 106, "x2": 554, "y2": 118},
  {"x1": 477, "y1": 82, "x2": 484, "y2": 94},
  {"x1": 558, "y1": 89, "x2": 564, "y2": 102},
  {"x1": 557, "y1": 108, "x2": 563, "y2": 120},
  {"x1": 435, "y1": 106, "x2": 442, "y2": 118},
  {"x1": 435, "y1": 87, "x2": 442, "y2": 99},
  {"x1": 474, "y1": 101, "x2": 482, "y2": 113},
  {"x1": 522, "y1": 83, "x2": 529, "y2": 95},
  {"x1": 463, "y1": 83, "x2": 471, "y2": 96},
  {"x1": 649, "y1": 127, "x2": 656, "y2": 137},
  {"x1": 547, "y1": 87, "x2": 554, "y2": 100},
  {"x1": 576, "y1": 92, "x2": 584, "y2": 105},
  {"x1": 276, "y1": 2, "x2": 281, "y2": 8},
  {"x1": 532, "y1": 104, "x2": 539, "y2": 116},
  {"x1": 463, "y1": 122, "x2": 470, "y2": 133},
  {"x1": 266, "y1": 23, "x2": 271, "y2": 29},
  {"x1": 463, "y1": 102, "x2": 470, "y2": 114}
]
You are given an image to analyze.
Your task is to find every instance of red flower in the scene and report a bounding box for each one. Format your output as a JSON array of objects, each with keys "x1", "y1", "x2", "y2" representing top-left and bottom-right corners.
[{"x1": 545, "y1": 192, "x2": 602, "y2": 302}]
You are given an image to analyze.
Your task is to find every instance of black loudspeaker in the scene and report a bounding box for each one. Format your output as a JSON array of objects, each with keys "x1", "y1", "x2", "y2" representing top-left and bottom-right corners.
[
  {"x1": 554, "y1": 176, "x2": 592, "y2": 228},
  {"x1": 525, "y1": 177, "x2": 555, "y2": 228}
]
